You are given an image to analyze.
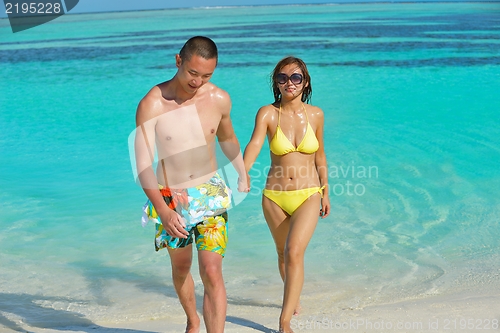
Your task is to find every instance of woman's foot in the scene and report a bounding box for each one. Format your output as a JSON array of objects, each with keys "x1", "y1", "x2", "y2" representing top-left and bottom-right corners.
[
  {"x1": 279, "y1": 316, "x2": 295, "y2": 333},
  {"x1": 293, "y1": 301, "x2": 302, "y2": 316},
  {"x1": 279, "y1": 323, "x2": 295, "y2": 333}
]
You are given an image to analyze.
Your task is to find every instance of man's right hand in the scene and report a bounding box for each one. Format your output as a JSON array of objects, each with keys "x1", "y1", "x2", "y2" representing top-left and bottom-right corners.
[{"x1": 159, "y1": 208, "x2": 189, "y2": 239}]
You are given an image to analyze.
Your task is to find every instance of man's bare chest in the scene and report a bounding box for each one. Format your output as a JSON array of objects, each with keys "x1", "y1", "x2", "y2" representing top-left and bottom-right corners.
[{"x1": 154, "y1": 104, "x2": 221, "y2": 155}]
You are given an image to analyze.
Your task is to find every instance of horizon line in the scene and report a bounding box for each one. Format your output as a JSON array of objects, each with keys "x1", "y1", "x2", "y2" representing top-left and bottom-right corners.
[{"x1": 1, "y1": 0, "x2": 499, "y2": 19}]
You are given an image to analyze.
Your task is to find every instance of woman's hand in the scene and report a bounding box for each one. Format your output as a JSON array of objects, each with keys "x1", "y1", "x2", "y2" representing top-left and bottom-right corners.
[{"x1": 319, "y1": 194, "x2": 331, "y2": 218}]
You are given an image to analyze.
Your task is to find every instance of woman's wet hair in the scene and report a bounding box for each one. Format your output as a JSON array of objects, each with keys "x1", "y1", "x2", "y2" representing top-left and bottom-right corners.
[{"x1": 271, "y1": 56, "x2": 312, "y2": 104}]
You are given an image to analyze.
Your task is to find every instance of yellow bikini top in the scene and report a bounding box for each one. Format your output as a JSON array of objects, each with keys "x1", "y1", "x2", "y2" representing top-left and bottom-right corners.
[{"x1": 269, "y1": 104, "x2": 319, "y2": 156}]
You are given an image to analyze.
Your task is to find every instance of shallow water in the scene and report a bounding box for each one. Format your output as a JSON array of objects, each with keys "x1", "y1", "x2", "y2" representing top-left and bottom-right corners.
[{"x1": 1, "y1": 2, "x2": 499, "y2": 328}]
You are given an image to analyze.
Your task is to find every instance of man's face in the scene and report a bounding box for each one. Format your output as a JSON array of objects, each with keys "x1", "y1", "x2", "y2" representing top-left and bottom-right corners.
[{"x1": 176, "y1": 54, "x2": 217, "y2": 95}]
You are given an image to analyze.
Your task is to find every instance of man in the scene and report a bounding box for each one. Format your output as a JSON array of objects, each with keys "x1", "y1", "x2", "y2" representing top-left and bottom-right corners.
[{"x1": 135, "y1": 36, "x2": 247, "y2": 333}]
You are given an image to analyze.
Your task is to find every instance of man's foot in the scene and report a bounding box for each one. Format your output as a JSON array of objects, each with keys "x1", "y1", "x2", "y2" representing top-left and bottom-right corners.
[
  {"x1": 185, "y1": 317, "x2": 201, "y2": 333},
  {"x1": 185, "y1": 325, "x2": 200, "y2": 333}
]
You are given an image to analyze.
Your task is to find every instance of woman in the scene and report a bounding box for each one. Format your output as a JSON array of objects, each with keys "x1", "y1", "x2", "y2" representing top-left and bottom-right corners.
[{"x1": 243, "y1": 56, "x2": 330, "y2": 333}]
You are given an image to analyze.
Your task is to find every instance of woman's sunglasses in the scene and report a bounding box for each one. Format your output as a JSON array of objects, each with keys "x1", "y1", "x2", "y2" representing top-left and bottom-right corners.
[{"x1": 276, "y1": 73, "x2": 303, "y2": 85}]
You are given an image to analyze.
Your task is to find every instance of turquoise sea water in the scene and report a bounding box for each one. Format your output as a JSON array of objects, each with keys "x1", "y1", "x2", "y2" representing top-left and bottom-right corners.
[{"x1": 1, "y1": 2, "x2": 500, "y2": 330}]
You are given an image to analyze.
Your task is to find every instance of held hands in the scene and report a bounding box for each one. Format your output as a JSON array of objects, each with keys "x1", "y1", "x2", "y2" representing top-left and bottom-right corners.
[
  {"x1": 237, "y1": 173, "x2": 250, "y2": 192},
  {"x1": 159, "y1": 208, "x2": 189, "y2": 239}
]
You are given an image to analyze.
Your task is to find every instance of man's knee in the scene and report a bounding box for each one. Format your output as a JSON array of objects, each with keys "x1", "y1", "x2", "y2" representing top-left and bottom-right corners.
[
  {"x1": 200, "y1": 269, "x2": 223, "y2": 290},
  {"x1": 171, "y1": 260, "x2": 192, "y2": 277},
  {"x1": 170, "y1": 250, "x2": 193, "y2": 277},
  {"x1": 199, "y1": 254, "x2": 223, "y2": 284}
]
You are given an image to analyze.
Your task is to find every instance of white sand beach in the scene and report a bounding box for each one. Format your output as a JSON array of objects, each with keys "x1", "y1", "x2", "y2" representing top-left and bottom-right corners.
[{"x1": 10, "y1": 288, "x2": 499, "y2": 333}]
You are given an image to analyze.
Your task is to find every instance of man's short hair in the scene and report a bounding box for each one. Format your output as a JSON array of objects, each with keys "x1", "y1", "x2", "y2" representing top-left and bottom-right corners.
[{"x1": 179, "y1": 36, "x2": 218, "y2": 64}]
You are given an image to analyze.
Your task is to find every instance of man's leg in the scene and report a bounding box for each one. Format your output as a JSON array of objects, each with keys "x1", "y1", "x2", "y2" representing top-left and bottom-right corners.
[
  {"x1": 167, "y1": 244, "x2": 201, "y2": 333},
  {"x1": 198, "y1": 250, "x2": 226, "y2": 333}
]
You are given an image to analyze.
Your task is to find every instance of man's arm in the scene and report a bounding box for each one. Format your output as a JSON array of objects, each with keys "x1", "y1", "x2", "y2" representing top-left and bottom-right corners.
[
  {"x1": 214, "y1": 89, "x2": 248, "y2": 192},
  {"x1": 135, "y1": 90, "x2": 188, "y2": 238}
]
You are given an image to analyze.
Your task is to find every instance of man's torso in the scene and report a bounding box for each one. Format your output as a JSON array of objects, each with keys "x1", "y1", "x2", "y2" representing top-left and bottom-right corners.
[{"x1": 153, "y1": 83, "x2": 223, "y2": 188}]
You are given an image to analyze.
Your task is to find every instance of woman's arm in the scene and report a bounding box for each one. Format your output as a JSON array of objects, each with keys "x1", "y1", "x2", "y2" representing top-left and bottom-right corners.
[
  {"x1": 243, "y1": 106, "x2": 272, "y2": 188},
  {"x1": 314, "y1": 107, "x2": 331, "y2": 218}
]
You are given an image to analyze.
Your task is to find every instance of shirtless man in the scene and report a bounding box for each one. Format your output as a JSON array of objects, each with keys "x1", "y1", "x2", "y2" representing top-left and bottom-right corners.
[{"x1": 135, "y1": 36, "x2": 247, "y2": 333}]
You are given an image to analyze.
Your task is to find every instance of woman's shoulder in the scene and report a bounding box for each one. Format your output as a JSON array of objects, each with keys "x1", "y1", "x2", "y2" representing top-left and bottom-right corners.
[
  {"x1": 256, "y1": 104, "x2": 279, "y2": 120},
  {"x1": 259, "y1": 103, "x2": 279, "y2": 112},
  {"x1": 305, "y1": 104, "x2": 324, "y2": 120}
]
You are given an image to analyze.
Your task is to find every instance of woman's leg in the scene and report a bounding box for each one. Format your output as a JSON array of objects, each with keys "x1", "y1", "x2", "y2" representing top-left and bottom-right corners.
[
  {"x1": 262, "y1": 195, "x2": 289, "y2": 282},
  {"x1": 281, "y1": 193, "x2": 321, "y2": 332},
  {"x1": 262, "y1": 193, "x2": 321, "y2": 333}
]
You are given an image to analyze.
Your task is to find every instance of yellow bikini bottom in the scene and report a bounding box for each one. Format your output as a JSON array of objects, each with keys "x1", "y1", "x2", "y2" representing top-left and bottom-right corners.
[{"x1": 262, "y1": 186, "x2": 325, "y2": 215}]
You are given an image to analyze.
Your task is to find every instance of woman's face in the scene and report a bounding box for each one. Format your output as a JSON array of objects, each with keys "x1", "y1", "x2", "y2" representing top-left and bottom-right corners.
[{"x1": 276, "y1": 63, "x2": 308, "y2": 102}]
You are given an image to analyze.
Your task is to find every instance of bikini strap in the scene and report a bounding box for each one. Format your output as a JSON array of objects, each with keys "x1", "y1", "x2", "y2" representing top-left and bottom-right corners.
[
  {"x1": 280, "y1": 103, "x2": 309, "y2": 125},
  {"x1": 302, "y1": 103, "x2": 309, "y2": 123},
  {"x1": 319, "y1": 185, "x2": 325, "y2": 198},
  {"x1": 278, "y1": 104, "x2": 282, "y2": 127}
]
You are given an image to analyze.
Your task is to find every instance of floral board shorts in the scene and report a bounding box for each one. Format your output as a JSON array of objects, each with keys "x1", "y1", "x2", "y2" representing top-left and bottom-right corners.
[{"x1": 142, "y1": 172, "x2": 231, "y2": 257}]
